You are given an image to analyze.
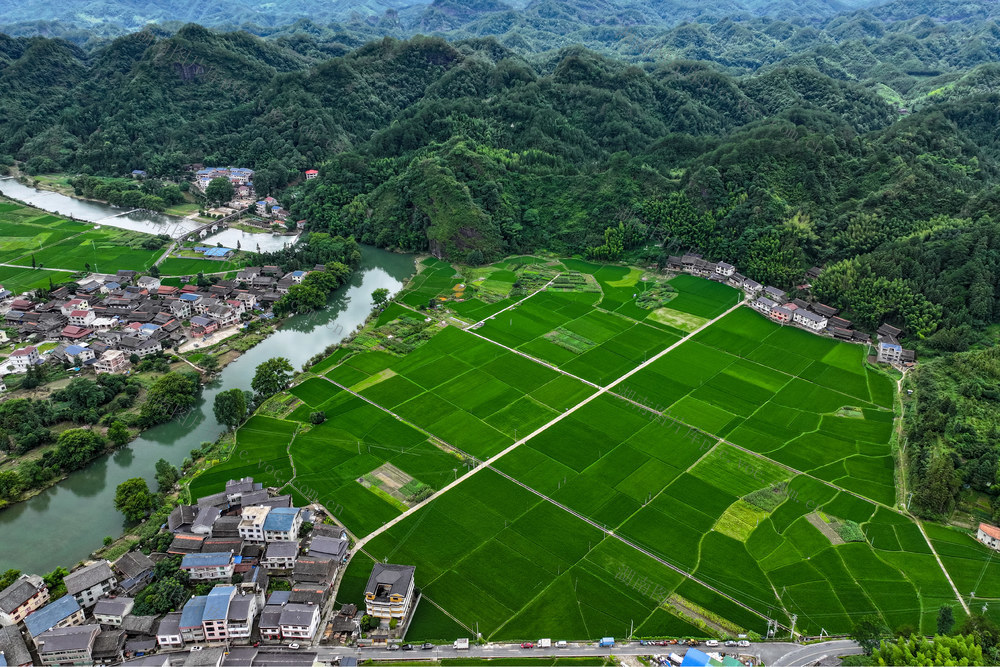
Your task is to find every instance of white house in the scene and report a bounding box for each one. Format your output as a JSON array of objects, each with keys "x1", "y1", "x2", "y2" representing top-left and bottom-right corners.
[
  {"x1": 715, "y1": 262, "x2": 735, "y2": 277},
  {"x1": 238, "y1": 506, "x2": 270, "y2": 545},
  {"x1": 180, "y1": 553, "x2": 235, "y2": 581},
  {"x1": 68, "y1": 310, "x2": 95, "y2": 327},
  {"x1": 64, "y1": 561, "x2": 116, "y2": 609},
  {"x1": 0, "y1": 574, "x2": 49, "y2": 627},
  {"x1": 92, "y1": 597, "x2": 134, "y2": 627},
  {"x1": 9, "y1": 346, "x2": 39, "y2": 372},
  {"x1": 278, "y1": 604, "x2": 320, "y2": 640},
  {"x1": 977, "y1": 523, "x2": 1000, "y2": 551},
  {"x1": 793, "y1": 309, "x2": 828, "y2": 331},
  {"x1": 751, "y1": 297, "x2": 777, "y2": 315},
  {"x1": 155, "y1": 612, "x2": 183, "y2": 648},
  {"x1": 877, "y1": 342, "x2": 903, "y2": 364},
  {"x1": 262, "y1": 507, "x2": 302, "y2": 542}
]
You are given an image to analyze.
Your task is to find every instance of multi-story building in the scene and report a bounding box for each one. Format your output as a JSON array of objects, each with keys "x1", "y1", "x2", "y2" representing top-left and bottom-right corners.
[
  {"x1": 9, "y1": 346, "x2": 39, "y2": 372},
  {"x1": 278, "y1": 604, "x2": 320, "y2": 640},
  {"x1": 92, "y1": 597, "x2": 134, "y2": 627},
  {"x1": 178, "y1": 596, "x2": 208, "y2": 643},
  {"x1": 0, "y1": 574, "x2": 49, "y2": 626},
  {"x1": 64, "y1": 561, "x2": 117, "y2": 609},
  {"x1": 24, "y1": 596, "x2": 85, "y2": 643},
  {"x1": 877, "y1": 342, "x2": 903, "y2": 364},
  {"x1": 364, "y1": 564, "x2": 416, "y2": 623},
  {"x1": 263, "y1": 542, "x2": 298, "y2": 570},
  {"x1": 95, "y1": 349, "x2": 130, "y2": 375},
  {"x1": 180, "y1": 552, "x2": 235, "y2": 581},
  {"x1": 201, "y1": 586, "x2": 236, "y2": 643},
  {"x1": 262, "y1": 507, "x2": 301, "y2": 542},
  {"x1": 155, "y1": 612, "x2": 183, "y2": 648},
  {"x1": 977, "y1": 523, "x2": 1000, "y2": 551},
  {"x1": 238, "y1": 506, "x2": 270, "y2": 544},
  {"x1": 35, "y1": 624, "x2": 100, "y2": 666}
]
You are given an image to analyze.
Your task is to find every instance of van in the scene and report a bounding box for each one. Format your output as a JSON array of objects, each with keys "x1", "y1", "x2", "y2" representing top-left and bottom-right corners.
[{"x1": 556, "y1": 641, "x2": 568, "y2": 648}]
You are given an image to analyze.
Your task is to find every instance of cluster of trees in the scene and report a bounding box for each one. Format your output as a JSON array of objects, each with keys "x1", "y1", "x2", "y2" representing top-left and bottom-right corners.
[
  {"x1": 273, "y1": 262, "x2": 352, "y2": 317},
  {"x1": 906, "y1": 346, "x2": 1000, "y2": 521},
  {"x1": 70, "y1": 174, "x2": 185, "y2": 211},
  {"x1": 251, "y1": 357, "x2": 294, "y2": 402},
  {"x1": 852, "y1": 608, "x2": 1000, "y2": 665},
  {"x1": 248, "y1": 232, "x2": 361, "y2": 274},
  {"x1": 0, "y1": 429, "x2": 111, "y2": 503},
  {"x1": 137, "y1": 371, "x2": 203, "y2": 427}
]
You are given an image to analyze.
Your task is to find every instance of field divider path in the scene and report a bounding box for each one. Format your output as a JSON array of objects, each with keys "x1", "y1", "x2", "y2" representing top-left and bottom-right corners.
[
  {"x1": 914, "y1": 519, "x2": 970, "y2": 614},
  {"x1": 352, "y1": 298, "x2": 745, "y2": 553},
  {"x1": 464, "y1": 275, "x2": 560, "y2": 329}
]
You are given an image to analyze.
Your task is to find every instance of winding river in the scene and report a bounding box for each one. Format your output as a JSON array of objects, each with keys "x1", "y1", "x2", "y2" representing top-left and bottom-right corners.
[
  {"x1": 0, "y1": 182, "x2": 416, "y2": 572},
  {"x1": 0, "y1": 179, "x2": 294, "y2": 252}
]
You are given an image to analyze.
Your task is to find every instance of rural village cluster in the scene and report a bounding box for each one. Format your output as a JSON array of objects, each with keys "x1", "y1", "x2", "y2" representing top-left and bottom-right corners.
[{"x1": 2, "y1": 166, "x2": 999, "y2": 667}]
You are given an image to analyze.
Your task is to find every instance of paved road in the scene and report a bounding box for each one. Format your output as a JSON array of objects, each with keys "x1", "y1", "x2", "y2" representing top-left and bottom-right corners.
[{"x1": 312, "y1": 639, "x2": 861, "y2": 666}]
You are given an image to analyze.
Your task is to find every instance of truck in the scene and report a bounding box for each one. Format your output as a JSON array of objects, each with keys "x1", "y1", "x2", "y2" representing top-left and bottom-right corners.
[
  {"x1": 599, "y1": 637, "x2": 615, "y2": 648},
  {"x1": 454, "y1": 638, "x2": 469, "y2": 650},
  {"x1": 667, "y1": 653, "x2": 684, "y2": 666},
  {"x1": 537, "y1": 639, "x2": 552, "y2": 649}
]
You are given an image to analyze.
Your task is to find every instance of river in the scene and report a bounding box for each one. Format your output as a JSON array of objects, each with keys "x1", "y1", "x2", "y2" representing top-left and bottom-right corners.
[
  {"x1": 0, "y1": 246, "x2": 416, "y2": 573},
  {"x1": 0, "y1": 178, "x2": 294, "y2": 252}
]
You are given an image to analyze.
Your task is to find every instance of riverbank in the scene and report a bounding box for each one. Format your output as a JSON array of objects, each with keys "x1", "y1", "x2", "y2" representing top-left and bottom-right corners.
[{"x1": 0, "y1": 246, "x2": 416, "y2": 573}]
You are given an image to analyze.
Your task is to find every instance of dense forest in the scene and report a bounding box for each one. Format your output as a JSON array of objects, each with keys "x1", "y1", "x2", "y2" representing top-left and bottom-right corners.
[{"x1": 4, "y1": 0, "x2": 1000, "y2": 517}]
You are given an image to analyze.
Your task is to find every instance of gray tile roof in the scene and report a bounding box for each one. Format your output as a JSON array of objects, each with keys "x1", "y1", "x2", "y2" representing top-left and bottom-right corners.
[
  {"x1": 0, "y1": 625, "x2": 32, "y2": 666},
  {"x1": 0, "y1": 574, "x2": 44, "y2": 614},
  {"x1": 155, "y1": 612, "x2": 181, "y2": 637},
  {"x1": 114, "y1": 552, "x2": 155, "y2": 580},
  {"x1": 364, "y1": 563, "x2": 415, "y2": 601},
  {"x1": 36, "y1": 624, "x2": 100, "y2": 655},
  {"x1": 308, "y1": 536, "x2": 347, "y2": 561},
  {"x1": 65, "y1": 561, "x2": 114, "y2": 596},
  {"x1": 93, "y1": 597, "x2": 133, "y2": 617},
  {"x1": 121, "y1": 614, "x2": 158, "y2": 636},
  {"x1": 278, "y1": 603, "x2": 318, "y2": 627}
]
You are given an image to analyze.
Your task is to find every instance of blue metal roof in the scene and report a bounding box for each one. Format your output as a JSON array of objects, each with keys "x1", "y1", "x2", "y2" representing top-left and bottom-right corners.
[
  {"x1": 203, "y1": 247, "x2": 234, "y2": 257},
  {"x1": 681, "y1": 648, "x2": 712, "y2": 667},
  {"x1": 24, "y1": 595, "x2": 81, "y2": 637},
  {"x1": 262, "y1": 507, "x2": 298, "y2": 532},
  {"x1": 178, "y1": 596, "x2": 208, "y2": 629},
  {"x1": 181, "y1": 552, "x2": 232, "y2": 568},
  {"x1": 203, "y1": 586, "x2": 235, "y2": 621},
  {"x1": 179, "y1": 293, "x2": 199, "y2": 301},
  {"x1": 65, "y1": 345, "x2": 86, "y2": 355}
]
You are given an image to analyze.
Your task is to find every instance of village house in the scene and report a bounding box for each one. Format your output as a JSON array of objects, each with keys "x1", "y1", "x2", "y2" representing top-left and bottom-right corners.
[
  {"x1": 0, "y1": 574, "x2": 49, "y2": 626},
  {"x1": 180, "y1": 552, "x2": 236, "y2": 581},
  {"x1": 751, "y1": 297, "x2": 776, "y2": 315},
  {"x1": 977, "y1": 523, "x2": 1000, "y2": 551},
  {"x1": 136, "y1": 276, "x2": 160, "y2": 291},
  {"x1": 35, "y1": 624, "x2": 101, "y2": 666},
  {"x1": 262, "y1": 542, "x2": 298, "y2": 570},
  {"x1": 117, "y1": 336, "x2": 160, "y2": 358},
  {"x1": 763, "y1": 286, "x2": 787, "y2": 302},
  {"x1": 364, "y1": 563, "x2": 416, "y2": 623},
  {"x1": 189, "y1": 315, "x2": 218, "y2": 336},
  {"x1": 238, "y1": 506, "x2": 270, "y2": 544},
  {"x1": 770, "y1": 305, "x2": 793, "y2": 324},
  {"x1": 278, "y1": 604, "x2": 320, "y2": 641},
  {"x1": 201, "y1": 586, "x2": 236, "y2": 643},
  {"x1": 177, "y1": 597, "x2": 207, "y2": 643},
  {"x1": 877, "y1": 341, "x2": 903, "y2": 364},
  {"x1": 64, "y1": 560, "x2": 117, "y2": 609},
  {"x1": 60, "y1": 325, "x2": 93, "y2": 342},
  {"x1": 793, "y1": 309, "x2": 828, "y2": 331},
  {"x1": 93, "y1": 597, "x2": 134, "y2": 627},
  {"x1": 304, "y1": 169, "x2": 319, "y2": 180},
  {"x1": 155, "y1": 612, "x2": 183, "y2": 649},
  {"x1": 0, "y1": 624, "x2": 33, "y2": 667},
  {"x1": 743, "y1": 278, "x2": 762, "y2": 295},
  {"x1": 9, "y1": 346, "x2": 39, "y2": 372},
  {"x1": 24, "y1": 596, "x2": 85, "y2": 642},
  {"x1": 60, "y1": 299, "x2": 89, "y2": 316},
  {"x1": 715, "y1": 261, "x2": 735, "y2": 277},
  {"x1": 263, "y1": 507, "x2": 302, "y2": 542},
  {"x1": 63, "y1": 345, "x2": 96, "y2": 365},
  {"x1": 95, "y1": 349, "x2": 130, "y2": 375}
]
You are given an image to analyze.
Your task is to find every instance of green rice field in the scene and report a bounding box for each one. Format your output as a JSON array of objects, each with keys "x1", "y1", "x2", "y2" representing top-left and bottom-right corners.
[{"x1": 189, "y1": 256, "x2": 982, "y2": 643}]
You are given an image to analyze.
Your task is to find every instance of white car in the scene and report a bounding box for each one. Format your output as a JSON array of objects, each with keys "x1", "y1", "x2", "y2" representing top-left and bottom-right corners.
[
  {"x1": 737, "y1": 640, "x2": 751, "y2": 648},
  {"x1": 288, "y1": 643, "x2": 300, "y2": 650},
  {"x1": 705, "y1": 640, "x2": 719, "y2": 647}
]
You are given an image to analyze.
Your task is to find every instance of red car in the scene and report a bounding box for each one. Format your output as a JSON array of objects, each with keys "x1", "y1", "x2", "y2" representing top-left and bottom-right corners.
[{"x1": 521, "y1": 642, "x2": 535, "y2": 649}]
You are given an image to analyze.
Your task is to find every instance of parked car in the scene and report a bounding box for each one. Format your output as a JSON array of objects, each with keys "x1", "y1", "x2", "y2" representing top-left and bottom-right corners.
[
  {"x1": 387, "y1": 644, "x2": 400, "y2": 651},
  {"x1": 706, "y1": 640, "x2": 719, "y2": 647},
  {"x1": 737, "y1": 640, "x2": 751, "y2": 648},
  {"x1": 288, "y1": 644, "x2": 300, "y2": 650},
  {"x1": 421, "y1": 643, "x2": 435, "y2": 650},
  {"x1": 725, "y1": 640, "x2": 738, "y2": 647},
  {"x1": 521, "y1": 642, "x2": 535, "y2": 649},
  {"x1": 401, "y1": 644, "x2": 414, "y2": 651}
]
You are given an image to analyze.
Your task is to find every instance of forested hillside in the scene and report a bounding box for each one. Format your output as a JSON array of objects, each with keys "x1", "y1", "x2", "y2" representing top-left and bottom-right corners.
[{"x1": 5, "y1": 15, "x2": 1000, "y2": 354}]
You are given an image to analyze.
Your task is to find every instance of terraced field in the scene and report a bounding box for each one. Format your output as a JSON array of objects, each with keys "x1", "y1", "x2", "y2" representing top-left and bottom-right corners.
[{"x1": 190, "y1": 256, "x2": 989, "y2": 642}]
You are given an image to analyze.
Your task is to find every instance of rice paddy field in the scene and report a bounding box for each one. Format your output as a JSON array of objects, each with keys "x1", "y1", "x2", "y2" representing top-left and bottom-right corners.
[
  {"x1": 190, "y1": 255, "x2": 990, "y2": 642},
  {"x1": 0, "y1": 198, "x2": 247, "y2": 293}
]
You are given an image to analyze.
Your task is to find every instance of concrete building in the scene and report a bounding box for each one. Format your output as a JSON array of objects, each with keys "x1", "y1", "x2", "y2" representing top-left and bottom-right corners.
[
  {"x1": 93, "y1": 597, "x2": 134, "y2": 627},
  {"x1": 9, "y1": 346, "x2": 39, "y2": 372},
  {"x1": 262, "y1": 507, "x2": 302, "y2": 542},
  {"x1": 977, "y1": 523, "x2": 1000, "y2": 551},
  {"x1": 0, "y1": 574, "x2": 49, "y2": 626},
  {"x1": 155, "y1": 612, "x2": 183, "y2": 649},
  {"x1": 35, "y1": 624, "x2": 100, "y2": 666},
  {"x1": 24, "y1": 596, "x2": 85, "y2": 643},
  {"x1": 95, "y1": 349, "x2": 130, "y2": 374},
  {"x1": 64, "y1": 561, "x2": 117, "y2": 608},
  {"x1": 180, "y1": 553, "x2": 236, "y2": 581},
  {"x1": 238, "y1": 506, "x2": 270, "y2": 544},
  {"x1": 364, "y1": 564, "x2": 416, "y2": 623},
  {"x1": 277, "y1": 604, "x2": 320, "y2": 641},
  {"x1": 877, "y1": 341, "x2": 903, "y2": 364}
]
